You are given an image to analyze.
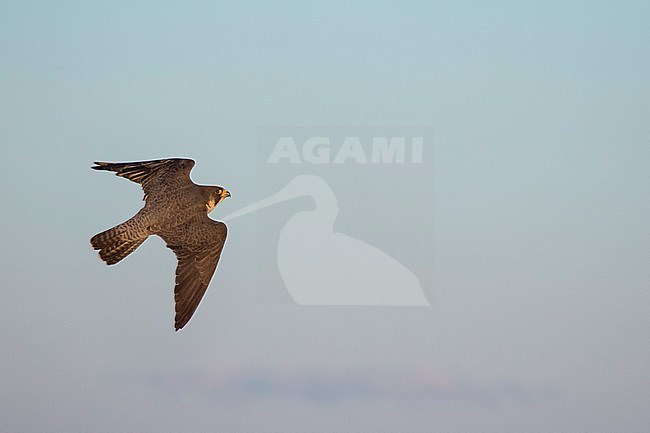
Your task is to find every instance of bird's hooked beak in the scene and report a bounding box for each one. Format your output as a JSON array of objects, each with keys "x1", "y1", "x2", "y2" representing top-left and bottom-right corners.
[{"x1": 209, "y1": 189, "x2": 231, "y2": 213}]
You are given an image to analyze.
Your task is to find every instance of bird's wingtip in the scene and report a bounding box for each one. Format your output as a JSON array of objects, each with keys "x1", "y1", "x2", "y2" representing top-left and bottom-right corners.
[{"x1": 91, "y1": 161, "x2": 109, "y2": 170}]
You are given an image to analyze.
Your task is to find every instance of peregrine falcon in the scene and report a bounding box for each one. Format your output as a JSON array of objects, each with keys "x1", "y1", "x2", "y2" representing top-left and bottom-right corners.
[{"x1": 90, "y1": 158, "x2": 230, "y2": 331}]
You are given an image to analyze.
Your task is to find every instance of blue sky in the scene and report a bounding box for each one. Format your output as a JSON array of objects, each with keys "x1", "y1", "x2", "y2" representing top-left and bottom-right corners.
[{"x1": 1, "y1": 1, "x2": 649, "y2": 432}]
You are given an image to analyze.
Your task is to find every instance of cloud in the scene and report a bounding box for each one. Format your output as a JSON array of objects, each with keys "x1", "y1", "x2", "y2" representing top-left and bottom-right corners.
[{"x1": 140, "y1": 365, "x2": 557, "y2": 408}]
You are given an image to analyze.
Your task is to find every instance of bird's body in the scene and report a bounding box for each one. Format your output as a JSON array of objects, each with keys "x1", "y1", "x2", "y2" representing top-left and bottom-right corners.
[{"x1": 90, "y1": 158, "x2": 230, "y2": 330}]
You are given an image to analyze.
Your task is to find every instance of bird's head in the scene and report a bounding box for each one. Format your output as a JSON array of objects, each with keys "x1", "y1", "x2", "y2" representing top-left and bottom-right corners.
[{"x1": 206, "y1": 186, "x2": 231, "y2": 213}]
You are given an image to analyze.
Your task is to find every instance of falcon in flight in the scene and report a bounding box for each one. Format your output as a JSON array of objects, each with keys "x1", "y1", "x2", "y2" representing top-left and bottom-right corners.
[{"x1": 90, "y1": 158, "x2": 230, "y2": 331}]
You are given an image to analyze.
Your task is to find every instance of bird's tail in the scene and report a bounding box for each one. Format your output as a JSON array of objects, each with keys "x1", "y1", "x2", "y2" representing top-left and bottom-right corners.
[{"x1": 91, "y1": 221, "x2": 148, "y2": 265}]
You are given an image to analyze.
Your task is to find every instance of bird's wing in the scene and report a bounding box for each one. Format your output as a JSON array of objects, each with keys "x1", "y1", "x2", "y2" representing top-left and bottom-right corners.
[
  {"x1": 91, "y1": 158, "x2": 195, "y2": 200},
  {"x1": 157, "y1": 214, "x2": 227, "y2": 331}
]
